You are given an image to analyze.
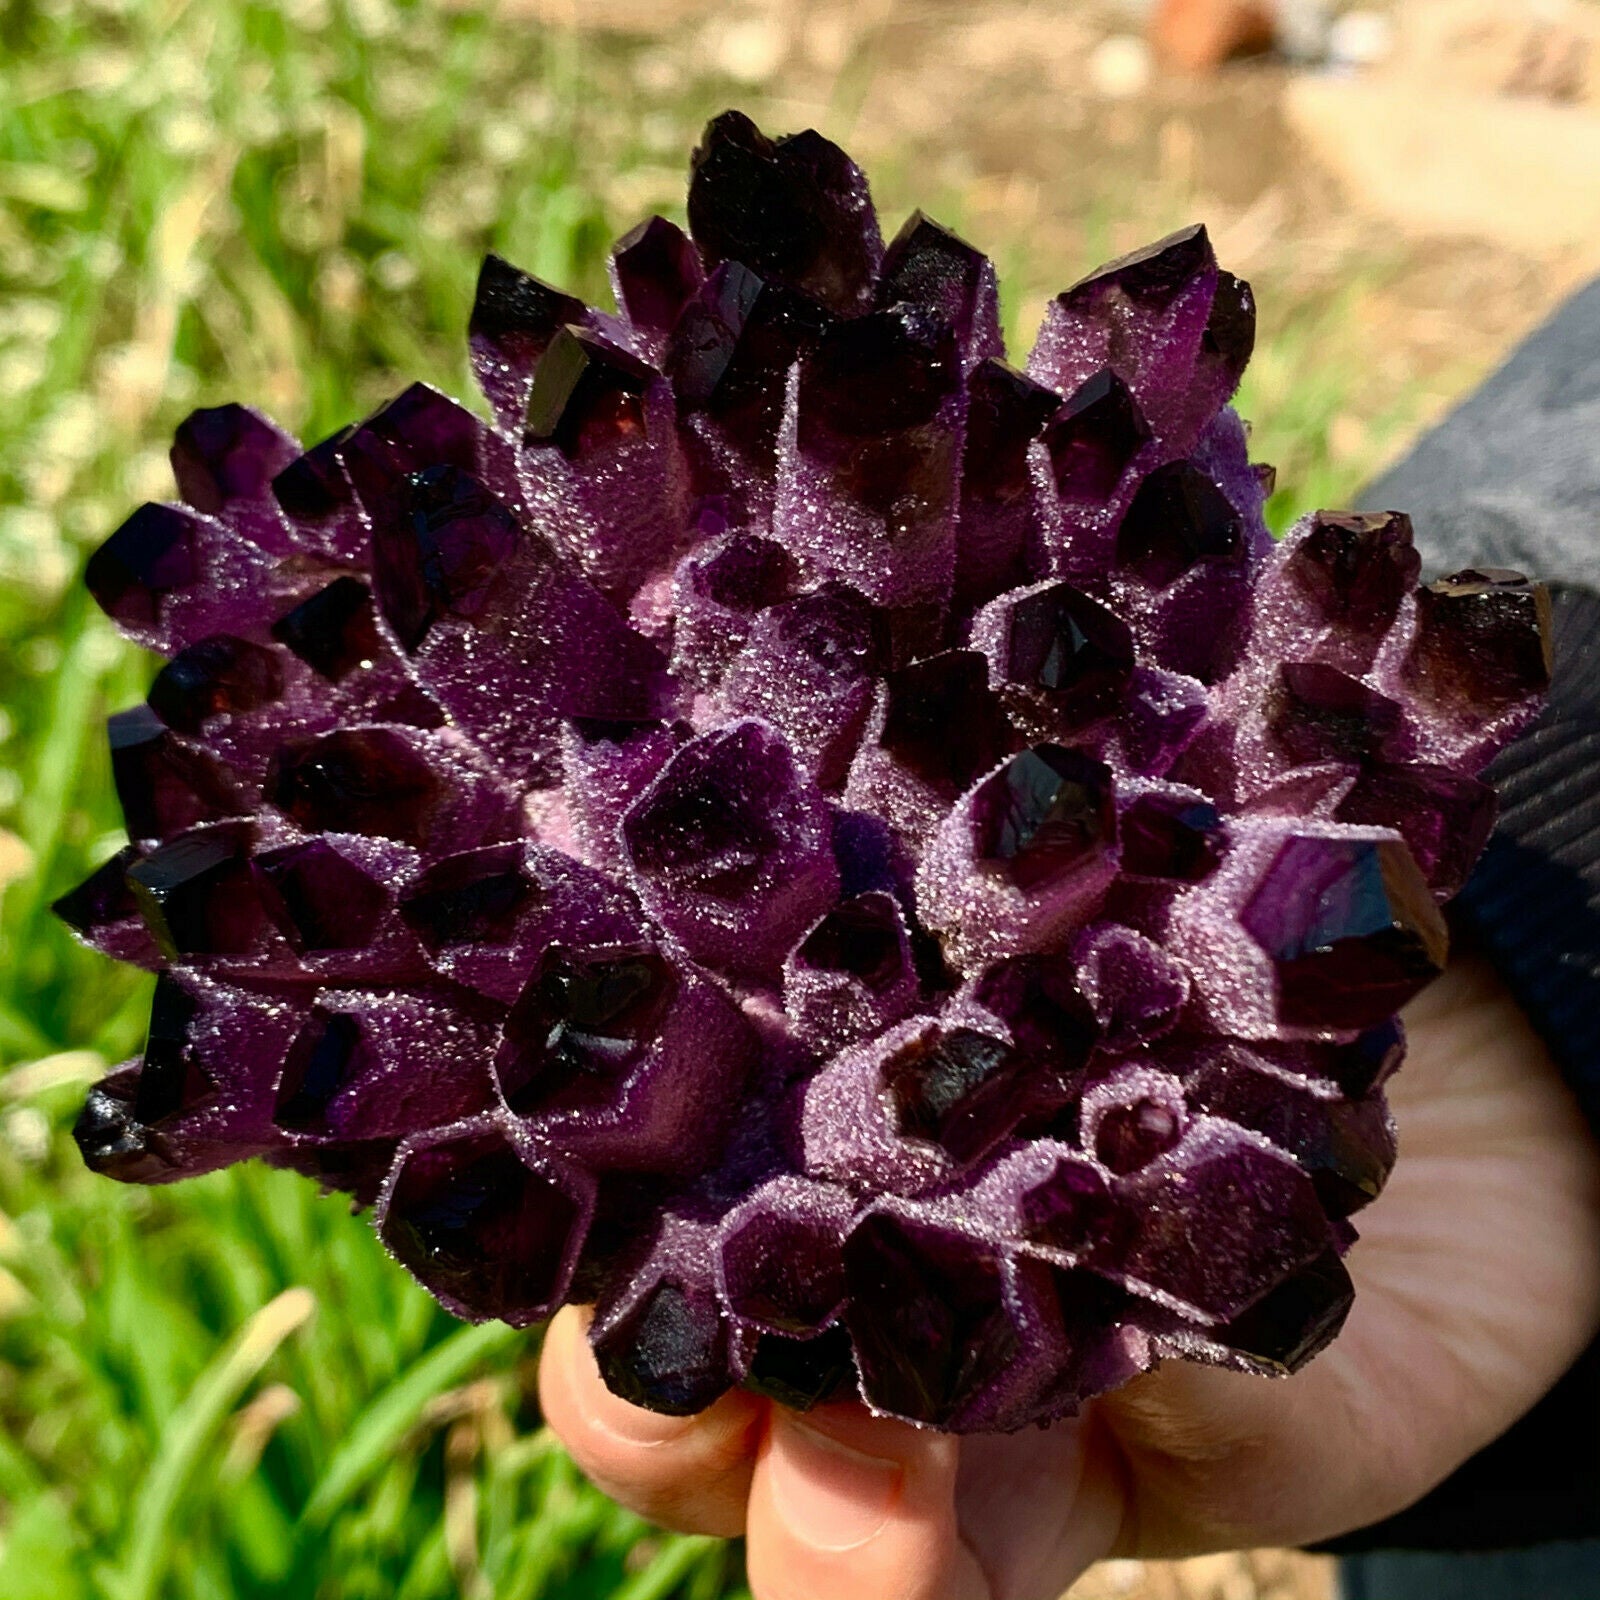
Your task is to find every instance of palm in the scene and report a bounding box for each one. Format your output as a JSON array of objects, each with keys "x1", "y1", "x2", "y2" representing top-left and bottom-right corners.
[{"x1": 540, "y1": 958, "x2": 1600, "y2": 1600}]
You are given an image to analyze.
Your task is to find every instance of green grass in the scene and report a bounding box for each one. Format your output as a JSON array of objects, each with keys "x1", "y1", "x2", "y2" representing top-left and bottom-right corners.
[{"x1": 0, "y1": 3, "x2": 1434, "y2": 1595}]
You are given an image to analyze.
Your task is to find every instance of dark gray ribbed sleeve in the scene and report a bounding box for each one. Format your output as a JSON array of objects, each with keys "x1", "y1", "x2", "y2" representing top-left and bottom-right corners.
[{"x1": 1321, "y1": 276, "x2": 1600, "y2": 1553}]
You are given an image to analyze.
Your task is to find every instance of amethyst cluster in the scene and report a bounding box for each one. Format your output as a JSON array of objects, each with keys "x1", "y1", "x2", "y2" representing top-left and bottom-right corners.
[{"x1": 57, "y1": 112, "x2": 1550, "y2": 1432}]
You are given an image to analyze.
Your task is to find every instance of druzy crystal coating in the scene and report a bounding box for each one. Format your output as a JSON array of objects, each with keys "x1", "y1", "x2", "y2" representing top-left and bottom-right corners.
[{"x1": 58, "y1": 112, "x2": 1549, "y2": 1433}]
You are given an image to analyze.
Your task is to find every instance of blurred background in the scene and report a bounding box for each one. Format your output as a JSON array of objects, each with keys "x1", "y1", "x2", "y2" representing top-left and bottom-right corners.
[{"x1": 1, "y1": 0, "x2": 1596, "y2": 1595}]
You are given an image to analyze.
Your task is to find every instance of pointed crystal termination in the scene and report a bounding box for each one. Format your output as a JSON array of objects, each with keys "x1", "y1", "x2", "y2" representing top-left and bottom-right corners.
[
  {"x1": 256, "y1": 839, "x2": 390, "y2": 953},
  {"x1": 85, "y1": 503, "x2": 200, "y2": 632},
  {"x1": 133, "y1": 973, "x2": 211, "y2": 1126},
  {"x1": 665, "y1": 260, "x2": 830, "y2": 465},
  {"x1": 1118, "y1": 792, "x2": 1225, "y2": 881},
  {"x1": 1116, "y1": 462, "x2": 1244, "y2": 586},
  {"x1": 371, "y1": 465, "x2": 519, "y2": 652},
  {"x1": 1001, "y1": 582, "x2": 1136, "y2": 730},
  {"x1": 380, "y1": 1129, "x2": 588, "y2": 1325},
  {"x1": 271, "y1": 577, "x2": 382, "y2": 682},
  {"x1": 1045, "y1": 370, "x2": 1151, "y2": 502},
  {"x1": 271, "y1": 426, "x2": 357, "y2": 524},
  {"x1": 1065, "y1": 223, "x2": 1214, "y2": 311},
  {"x1": 1241, "y1": 836, "x2": 1448, "y2": 1031},
  {"x1": 611, "y1": 215, "x2": 703, "y2": 346},
  {"x1": 1210, "y1": 1248, "x2": 1353, "y2": 1375},
  {"x1": 468, "y1": 253, "x2": 588, "y2": 431},
  {"x1": 971, "y1": 745, "x2": 1116, "y2": 891},
  {"x1": 399, "y1": 844, "x2": 535, "y2": 952},
  {"x1": 147, "y1": 635, "x2": 284, "y2": 735},
  {"x1": 1202, "y1": 270, "x2": 1257, "y2": 390},
  {"x1": 595, "y1": 1279, "x2": 731, "y2": 1416},
  {"x1": 274, "y1": 1010, "x2": 365, "y2": 1133},
  {"x1": 797, "y1": 893, "x2": 906, "y2": 993},
  {"x1": 884, "y1": 1026, "x2": 1035, "y2": 1165},
  {"x1": 1405, "y1": 568, "x2": 1554, "y2": 711},
  {"x1": 497, "y1": 943, "x2": 677, "y2": 1114},
  {"x1": 51, "y1": 846, "x2": 144, "y2": 937},
  {"x1": 744, "y1": 1324, "x2": 855, "y2": 1411},
  {"x1": 109, "y1": 706, "x2": 241, "y2": 843},
  {"x1": 1334, "y1": 763, "x2": 1496, "y2": 898},
  {"x1": 74, "y1": 1070, "x2": 179, "y2": 1183},
  {"x1": 126, "y1": 823, "x2": 264, "y2": 958},
  {"x1": 267, "y1": 728, "x2": 441, "y2": 845},
  {"x1": 687, "y1": 109, "x2": 882, "y2": 316},
  {"x1": 1284, "y1": 511, "x2": 1419, "y2": 639},
  {"x1": 524, "y1": 326, "x2": 655, "y2": 461},
  {"x1": 844, "y1": 1212, "x2": 1019, "y2": 1428},
  {"x1": 1266, "y1": 662, "x2": 1408, "y2": 766},
  {"x1": 879, "y1": 650, "x2": 1016, "y2": 793},
  {"x1": 170, "y1": 404, "x2": 299, "y2": 516},
  {"x1": 875, "y1": 211, "x2": 1000, "y2": 365}
]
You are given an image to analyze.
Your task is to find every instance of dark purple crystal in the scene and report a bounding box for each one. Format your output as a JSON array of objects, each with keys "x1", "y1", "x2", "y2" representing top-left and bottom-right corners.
[
  {"x1": 1002, "y1": 582, "x2": 1136, "y2": 727},
  {"x1": 971, "y1": 745, "x2": 1115, "y2": 890},
  {"x1": 147, "y1": 635, "x2": 283, "y2": 735},
  {"x1": 266, "y1": 728, "x2": 440, "y2": 845},
  {"x1": 171, "y1": 404, "x2": 298, "y2": 515},
  {"x1": 1406, "y1": 568, "x2": 1554, "y2": 710},
  {"x1": 85, "y1": 503, "x2": 200, "y2": 630},
  {"x1": 595, "y1": 1279, "x2": 730, "y2": 1416},
  {"x1": 1118, "y1": 792, "x2": 1225, "y2": 881},
  {"x1": 1116, "y1": 462, "x2": 1243, "y2": 586},
  {"x1": 1241, "y1": 836, "x2": 1448, "y2": 1030},
  {"x1": 879, "y1": 650, "x2": 1015, "y2": 791},
  {"x1": 1045, "y1": 370, "x2": 1150, "y2": 502},
  {"x1": 109, "y1": 707, "x2": 240, "y2": 842},
  {"x1": 524, "y1": 326, "x2": 655, "y2": 460},
  {"x1": 271, "y1": 577, "x2": 382, "y2": 682},
  {"x1": 611, "y1": 215, "x2": 704, "y2": 343},
  {"x1": 1267, "y1": 662, "x2": 1408, "y2": 766},
  {"x1": 126, "y1": 824, "x2": 265, "y2": 957},
  {"x1": 399, "y1": 845, "x2": 534, "y2": 951},
  {"x1": 256, "y1": 839, "x2": 390, "y2": 953}
]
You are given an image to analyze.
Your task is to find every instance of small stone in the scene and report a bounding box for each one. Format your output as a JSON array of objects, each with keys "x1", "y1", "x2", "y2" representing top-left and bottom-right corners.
[
  {"x1": 610, "y1": 215, "x2": 703, "y2": 343},
  {"x1": 85, "y1": 503, "x2": 200, "y2": 631},
  {"x1": 266, "y1": 728, "x2": 441, "y2": 845},
  {"x1": 274, "y1": 1010, "x2": 364, "y2": 1133},
  {"x1": 879, "y1": 650, "x2": 1015, "y2": 792},
  {"x1": 594, "y1": 1279, "x2": 730, "y2": 1415},
  {"x1": 524, "y1": 326, "x2": 655, "y2": 460},
  {"x1": 108, "y1": 706, "x2": 240, "y2": 841},
  {"x1": 1119, "y1": 791, "x2": 1225, "y2": 880},
  {"x1": 498, "y1": 944, "x2": 677, "y2": 1115},
  {"x1": 1002, "y1": 582, "x2": 1136, "y2": 728},
  {"x1": 399, "y1": 845, "x2": 535, "y2": 951},
  {"x1": 147, "y1": 634, "x2": 284, "y2": 734},
  {"x1": 1405, "y1": 568, "x2": 1553, "y2": 711},
  {"x1": 1266, "y1": 661, "x2": 1407, "y2": 766},
  {"x1": 255, "y1": 839, "x2": 390, "y2": 953},
  {"x1": 687, "y1": 110, "x2": 880, "y2": 316},
  {"x1": 1241, "y1": 835, "x2": 1449, "y2": 1031},
  {"x1": 271, "y1": 577, "x2": 382, "y2": 682},
  {"x1": 971, "y1": 745, "x2": 1116, "y2": 891},
  {"x1": 371, "y1": 465, "x2": 519, "y2": 652},
  {"x1": 1116, "y1": 462, "x2": 1244, "y2": 586},
  {"x1": 1045, "y1": 370, "x2": 1151, "y2": 502},
  {"x1": 381, "y1": 1129, "x2": 585, "y2": 1324},
  {"x1": 126, "y1": 823, "x2": 264, "y2": 957},
  {"x1": 171, "y1": 404, "x2": 298, "y2": 515}
]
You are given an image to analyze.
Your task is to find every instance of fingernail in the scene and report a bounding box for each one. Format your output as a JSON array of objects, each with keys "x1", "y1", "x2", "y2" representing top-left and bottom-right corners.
[
  {"x1": 769, "y1": 1414, "x2": 904, "y2": 1551},
  {"x1": 592, "y1": 1396, "x2": 700, "y2": 1448}
]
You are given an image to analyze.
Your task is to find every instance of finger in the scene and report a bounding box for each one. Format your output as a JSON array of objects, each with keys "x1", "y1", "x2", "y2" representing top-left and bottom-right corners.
[
  {"x1": 955, "y1": 1412, "x2": 1128, "y2": 1600},
  {"x1": 537, "y1": 1305, "x2": 765, "y2": 1536},
  {"x1": 745, "y1": 1402, "x2": 989, "y2": 1600}
]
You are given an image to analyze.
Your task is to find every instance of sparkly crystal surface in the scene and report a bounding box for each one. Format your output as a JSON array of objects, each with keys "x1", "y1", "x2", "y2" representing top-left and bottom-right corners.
[{"x1": 57, "y1": 110, "x2": 1540, "y2": 1436}]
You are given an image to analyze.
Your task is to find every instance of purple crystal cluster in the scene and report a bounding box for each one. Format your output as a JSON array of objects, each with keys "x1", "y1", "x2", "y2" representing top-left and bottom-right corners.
[{"x1": 58, "y1": 112, "x2": 1551, "y2": 1432}]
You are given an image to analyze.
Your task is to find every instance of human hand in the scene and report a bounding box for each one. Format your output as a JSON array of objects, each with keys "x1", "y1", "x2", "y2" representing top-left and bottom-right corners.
[{"x1": 538, "y1": 956, "x2": 1600, "y2": 1600}]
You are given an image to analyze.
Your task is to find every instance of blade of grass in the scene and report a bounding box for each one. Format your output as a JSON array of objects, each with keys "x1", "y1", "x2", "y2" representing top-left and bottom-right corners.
[
  {"x1": 106, "y1": 1286, "x2": 316, "y2": 1600},
  {"x1": 298, "y1": 1318, "x2": 521, "y2": 1528},
  {"x1": 612, "y1": 1537, "x2": 724, "y2": 1600}
]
